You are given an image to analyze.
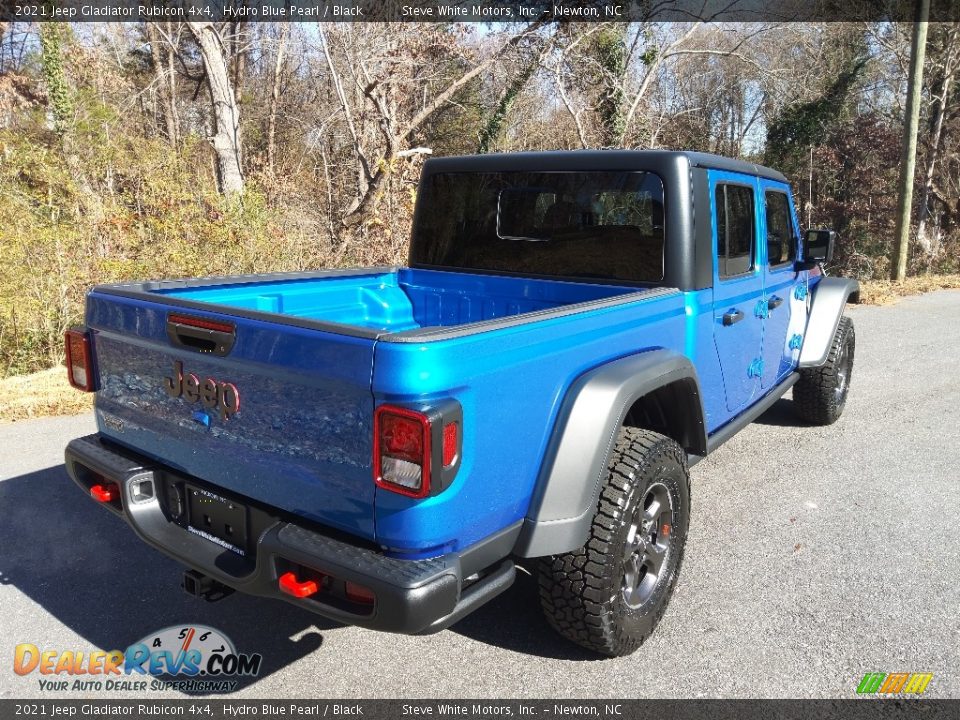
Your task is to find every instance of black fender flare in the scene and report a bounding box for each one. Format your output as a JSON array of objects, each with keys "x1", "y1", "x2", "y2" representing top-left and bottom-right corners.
[
  {"x1": 799, "y1": 277, "x2": 860, "y2": 368},
  {"x1": 513, "y1": 349, "x2": 706, "y2": 558}
]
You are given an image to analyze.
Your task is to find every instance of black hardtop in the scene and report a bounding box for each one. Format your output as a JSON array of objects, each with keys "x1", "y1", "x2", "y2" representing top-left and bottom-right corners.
[{"x1": 422, "y1": 149, "x2": 788, "y2": 184}]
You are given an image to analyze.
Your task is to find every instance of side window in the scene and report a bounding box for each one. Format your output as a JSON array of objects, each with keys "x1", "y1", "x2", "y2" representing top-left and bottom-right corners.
[
  {"x1": 715, "y1": 184, "x2": 755, "y2": 277},
  {"x1": 765, "y1": 191, "x2": 797, "y2": 266}
]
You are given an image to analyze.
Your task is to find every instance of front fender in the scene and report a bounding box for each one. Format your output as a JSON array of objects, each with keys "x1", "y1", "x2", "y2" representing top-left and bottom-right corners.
[
  {"x1": 799, "y1": 277, "x2": 860, "y2": 368},
  {"x1": 513, "y1": 349, "x2": 705, "y2": 558}
]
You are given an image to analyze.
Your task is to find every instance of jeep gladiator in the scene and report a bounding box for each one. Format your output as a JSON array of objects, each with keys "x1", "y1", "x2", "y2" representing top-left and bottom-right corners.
[{"x1": 65, "y1": 151, "x2": 858, "y2": 656}]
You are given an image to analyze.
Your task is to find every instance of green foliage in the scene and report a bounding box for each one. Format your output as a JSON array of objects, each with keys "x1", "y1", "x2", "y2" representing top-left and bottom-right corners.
[
  {"x1": 477, "y1": 59, "x2": 538, "y2": 154},
  {"x1": 593, "y1": 25, "x2": 627, "y2": 146},
  {"x1": 0, "y1": 123, "x2": 294, "y2": 376},
  {"x1": 765, "y1": 57, "x2": 868, "y2": 173},
  {"x1": 38, "y1": 24, "x2": 73, "y2": 135}
]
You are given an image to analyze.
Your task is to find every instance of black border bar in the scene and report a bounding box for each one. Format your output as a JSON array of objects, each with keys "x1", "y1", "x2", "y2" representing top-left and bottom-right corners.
[
  {"x1": 1, "y1": 699, "x2": 958, "y2": 719},
  {"x1": 4, "y1": 0, "x2": 959, "y2": 23}
]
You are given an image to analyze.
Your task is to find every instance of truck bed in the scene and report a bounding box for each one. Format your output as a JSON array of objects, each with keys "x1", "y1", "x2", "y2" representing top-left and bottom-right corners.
[
  {"x1": 86, "y1": 266, "x2": 680, "y2": 551},
  {"x1": 141, "y1": 267, "x2": 646, "y2": 336}
]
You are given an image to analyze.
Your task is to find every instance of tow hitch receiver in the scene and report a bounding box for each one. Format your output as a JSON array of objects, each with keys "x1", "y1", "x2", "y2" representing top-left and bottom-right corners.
[{"x1": 182, "y1": 569, "x2": 234, "y2": 602}]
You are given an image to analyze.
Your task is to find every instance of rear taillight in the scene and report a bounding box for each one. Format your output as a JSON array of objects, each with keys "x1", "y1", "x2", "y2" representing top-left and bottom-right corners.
[
  {"x1": 64, "y1": 328, "x2": 95, "y2": 392},
  {"x1": 374, "y1": 402, "x2": 462, "y2": 499},
  {"x1": 374, "y1": 406, "x2": 432, "y2": 498}
]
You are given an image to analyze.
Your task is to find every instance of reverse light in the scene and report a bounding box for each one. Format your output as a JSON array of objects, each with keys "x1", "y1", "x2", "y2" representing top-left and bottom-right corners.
[
  {"x1": 64, "y1": 328, "x2": 95, "y2": 392},
  {"x1": 374, "y1": 406, "x2": 432, "y2": 498}
]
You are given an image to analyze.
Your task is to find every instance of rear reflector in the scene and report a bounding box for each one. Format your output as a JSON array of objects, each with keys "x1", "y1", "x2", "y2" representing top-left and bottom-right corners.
[
  {"x1": 442, "y1": 422, "x2": 459, "y2": 467},
  {"x1": 278, "y1": 571, "x2": 320, "y2": 598},
  {"x1": 374, "y1": 406, "x2": 431, "y2": 498},
  {"x1": 345, "y1": 581, "x2": 375, "y2": 605},
  {"x1": 90, "y1": 483, "x2": 118, "y2": 503},
  {"x1": 64, "y1": 329, "x2": 95, "y2": 392}
]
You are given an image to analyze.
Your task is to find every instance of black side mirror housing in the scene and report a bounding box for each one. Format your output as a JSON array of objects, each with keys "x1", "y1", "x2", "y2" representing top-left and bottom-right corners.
[{"x1": 797, "y1": 229, "x2": 835, "y2": 270}]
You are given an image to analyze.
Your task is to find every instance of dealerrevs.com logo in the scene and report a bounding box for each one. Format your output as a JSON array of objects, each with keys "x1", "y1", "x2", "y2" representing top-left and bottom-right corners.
[{"x1": 14, "y1": 625, "x2": 262, "y2": 693}]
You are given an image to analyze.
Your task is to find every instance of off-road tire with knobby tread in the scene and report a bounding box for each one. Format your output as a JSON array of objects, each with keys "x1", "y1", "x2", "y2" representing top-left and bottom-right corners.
[
  {"x1": 794, "y1": 315, "x2": 855, "y2": 425},
  {"x1": 537, "y1": 428, "x2": 690, "y2": 657}
]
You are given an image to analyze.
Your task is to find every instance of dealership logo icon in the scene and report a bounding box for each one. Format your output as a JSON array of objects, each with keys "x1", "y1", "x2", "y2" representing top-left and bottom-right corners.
[{"x1": 856, "y1": 672, "x2": 933, "y2": 695}]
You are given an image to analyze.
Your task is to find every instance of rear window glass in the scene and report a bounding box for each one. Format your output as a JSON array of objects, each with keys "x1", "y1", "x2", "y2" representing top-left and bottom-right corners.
[{"x1": 410, "y1": 171, "x2": 665, "y2": 283}]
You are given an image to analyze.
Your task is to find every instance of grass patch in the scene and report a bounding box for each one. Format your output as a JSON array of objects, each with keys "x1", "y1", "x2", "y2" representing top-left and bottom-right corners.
[
  {"x1": 856, "y1": 274, "x2": 960, "y2": 305},
  {"x1": 0, "y1": 366, "x2": 91, "y2": 422}
]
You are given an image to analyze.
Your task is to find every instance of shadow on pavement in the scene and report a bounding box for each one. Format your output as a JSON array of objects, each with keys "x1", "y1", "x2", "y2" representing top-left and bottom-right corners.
[
  {"x1": 752, "y1": 397, "x2": 809, "y2": 428},
  {"x1": 0, "y1": 464, "x2": 335, "y2": 695},
  {"x1": 0, "y1": 463, "x2": 600, "y2": 688},
  {"x1": 445, "y1": 564, "x2": 602, "y2": 662}
]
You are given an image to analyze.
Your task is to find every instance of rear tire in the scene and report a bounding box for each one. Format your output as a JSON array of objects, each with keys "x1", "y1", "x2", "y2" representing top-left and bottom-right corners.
[
  {"x1": 538, "y1": 428, "x2": 690, "y2": 657},
  {"x1": 794, "y1": 316, "x2": 855, "y2": 425}
]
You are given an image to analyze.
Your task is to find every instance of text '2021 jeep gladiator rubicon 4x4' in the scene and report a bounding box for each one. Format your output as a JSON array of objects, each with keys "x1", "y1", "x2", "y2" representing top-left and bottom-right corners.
[{"x1": 64, "y1": 151, "x2": 858, "y2": 657}]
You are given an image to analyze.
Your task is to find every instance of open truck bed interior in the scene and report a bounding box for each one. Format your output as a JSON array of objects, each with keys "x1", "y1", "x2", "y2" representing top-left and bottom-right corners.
[{"x1": 111, "y1": 267, "x2": 661, "y2": 338}]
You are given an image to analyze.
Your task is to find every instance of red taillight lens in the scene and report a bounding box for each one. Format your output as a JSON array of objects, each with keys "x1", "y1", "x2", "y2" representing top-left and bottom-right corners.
[
  {"x1": 442, "y1": 422, "x2": 458, "y2": 467},
  {"x1": 64, "y1": 329, "x2": 94, "y2": 392},
  {"x1": 374, "y1": 406, "x2": 431, "y2": 498}
]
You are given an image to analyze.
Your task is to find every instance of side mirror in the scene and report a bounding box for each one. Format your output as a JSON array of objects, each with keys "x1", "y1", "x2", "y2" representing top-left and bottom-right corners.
[{"x1": 804, "y1": 229, "x2": 835, "y2": 263}]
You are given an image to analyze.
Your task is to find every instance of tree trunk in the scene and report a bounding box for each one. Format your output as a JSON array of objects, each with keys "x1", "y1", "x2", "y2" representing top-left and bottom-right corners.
[
  {"x1": 231, "y1": 21, "x2": 247, "y2": 106},
  {"x1": 916, "y1": 26, "x2": 958, "y2": 261},
  {"x1": 166, "y1": 21, "x2": 180, "y2": 143},
  {"x1": 266, "y1": 24, "x2": 289, "y2": 176},
  {"x1": 145, "y1": 23, "x2": 178, "y2": 144},
  {"x1": 891, "y1": 0, "x2": 929, "y2": 281},
  {"x1": 188, "y1": 21, "x2": 244, "y2": 196}
]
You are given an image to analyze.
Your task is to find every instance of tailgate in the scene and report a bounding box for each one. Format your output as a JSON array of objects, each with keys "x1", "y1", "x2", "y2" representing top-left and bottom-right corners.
[{"x1": 86, "y1": 290, "x2": 377, "y2": 541}]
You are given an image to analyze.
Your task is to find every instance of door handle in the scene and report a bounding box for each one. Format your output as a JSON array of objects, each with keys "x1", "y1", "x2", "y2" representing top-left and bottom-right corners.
[
  {"x1": 767, "y1": 296, "x2": 784, "y2": 311},
  {"x1": 722, "y1": 310, "x2": 744, "y2": 326}
]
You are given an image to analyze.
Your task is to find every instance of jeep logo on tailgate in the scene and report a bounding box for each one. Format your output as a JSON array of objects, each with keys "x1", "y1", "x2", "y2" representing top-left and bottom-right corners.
[{"x1": 164, "y1": 360, "x2": 240, "y2": 421}]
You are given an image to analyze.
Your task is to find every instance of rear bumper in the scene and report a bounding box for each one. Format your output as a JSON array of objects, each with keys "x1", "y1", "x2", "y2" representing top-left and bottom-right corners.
[{"x1": 65, "y1": 433, "x2": 515, "y2": 635}]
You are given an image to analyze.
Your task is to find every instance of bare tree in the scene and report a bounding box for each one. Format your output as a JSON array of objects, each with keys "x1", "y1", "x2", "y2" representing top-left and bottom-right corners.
[
  {"x1": 320, "y1": 21, "x2": 547, "y2": 225},
  {"x1": 188, "y1": 22, "x2": 244, "y2": 196},
  {"x1": 145, "y1": 22, "x2": 179, "y2": 145},
  {"x1": 916, "y1": 24, "x2": 959, "y2": 261},
  {"x1": 266, "y1": 24, "x2": 290, "y2": 176}
]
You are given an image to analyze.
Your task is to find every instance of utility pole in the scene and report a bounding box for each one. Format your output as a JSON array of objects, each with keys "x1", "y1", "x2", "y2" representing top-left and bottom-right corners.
[{"x1": 891, "y1": 0, "x2": 930, "y2": 281}]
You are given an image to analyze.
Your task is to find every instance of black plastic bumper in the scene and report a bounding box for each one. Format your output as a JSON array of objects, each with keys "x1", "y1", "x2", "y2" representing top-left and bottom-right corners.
[{"x1": 65, "y1": 433, "x2": 515, "y2": 634}]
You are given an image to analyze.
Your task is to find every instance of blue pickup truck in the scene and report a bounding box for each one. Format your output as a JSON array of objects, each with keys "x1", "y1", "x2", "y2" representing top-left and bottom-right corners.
[{"x1": 64, "y1": 151, "x2": 858, "y2": 657}]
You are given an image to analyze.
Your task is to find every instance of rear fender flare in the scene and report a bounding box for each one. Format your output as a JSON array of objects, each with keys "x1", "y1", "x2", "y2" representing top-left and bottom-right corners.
[
  {"x1": 513, "y1": 349, "x2": 706, "y2": 558},
  {"x1": 799, "y1": 277, "x2": 860, "y2": 368}
]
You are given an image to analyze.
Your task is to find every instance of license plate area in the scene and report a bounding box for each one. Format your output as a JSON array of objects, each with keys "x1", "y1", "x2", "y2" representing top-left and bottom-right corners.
[{"x1": 186, "y1": 484, "x2": 248, "y2": 555}]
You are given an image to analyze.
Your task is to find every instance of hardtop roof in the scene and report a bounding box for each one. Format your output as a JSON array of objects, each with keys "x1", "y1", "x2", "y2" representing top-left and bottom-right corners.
[{"x1": 422, "y1": 149, "x2": 789, "y2": 184}]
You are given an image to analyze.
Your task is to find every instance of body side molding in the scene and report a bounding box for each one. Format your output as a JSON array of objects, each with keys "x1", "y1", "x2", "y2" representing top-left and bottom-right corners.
[{"x1": 514, "y1": 349, "x2": 706, "y2": 558}]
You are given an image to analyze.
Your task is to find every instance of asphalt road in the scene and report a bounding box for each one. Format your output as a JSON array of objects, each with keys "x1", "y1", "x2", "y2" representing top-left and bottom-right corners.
[{"x1": 1, "y1": 290, "x2": 958, "y2": 700}]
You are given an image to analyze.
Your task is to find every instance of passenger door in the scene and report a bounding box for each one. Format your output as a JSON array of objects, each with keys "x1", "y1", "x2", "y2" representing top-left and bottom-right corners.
[
  {"x1": 758, "y1": 181, "x2": 805, "y2": 389},
  {"x1": 710, "y1": 172, "x2": 765, "y2": 414}
]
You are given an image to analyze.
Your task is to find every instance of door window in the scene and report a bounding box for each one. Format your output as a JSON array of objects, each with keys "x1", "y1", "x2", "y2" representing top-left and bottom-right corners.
[
  {"x1": 764, "y1": 191, "x2": 797, "y2": 266},
  {"x1": 715, "y1": 184, "x2": 755, "y2": 277}
]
